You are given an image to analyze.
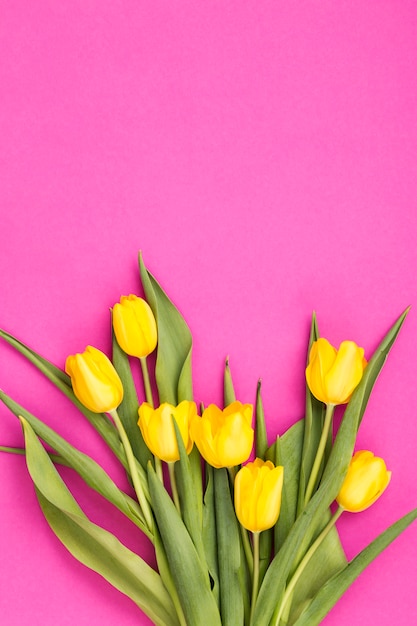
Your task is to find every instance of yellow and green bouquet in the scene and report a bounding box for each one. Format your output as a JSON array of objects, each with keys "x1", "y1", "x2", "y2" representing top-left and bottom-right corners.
[{"x1": 1, "y1": 254, "x2": 416, "y2": 626}]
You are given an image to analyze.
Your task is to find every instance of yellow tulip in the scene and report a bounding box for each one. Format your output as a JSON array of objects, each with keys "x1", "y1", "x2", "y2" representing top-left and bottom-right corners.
[
  {"x1": 113, "y1": 294, "x2": 157, "y2": 358},
  {"x1": 138, "y1": 401, "x2": 196, "y2": 462},
  {"x1": 234, "y1": 458, "x2": 284, "y2": 532},
  {"x1": 305, "y1": 338, "x2": 366, "y2": 405},
  {"x1": 190, "y1": 401, "x2": 253, "y2": 468},
  {"x1": 65, "y1": 346, "x2": 123, "y2": 413},
  {"x1": 337, "y1": 450, "x2": 391, "y2": 512}
]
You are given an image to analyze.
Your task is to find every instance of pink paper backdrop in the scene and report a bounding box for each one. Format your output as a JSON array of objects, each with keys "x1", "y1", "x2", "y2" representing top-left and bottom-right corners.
[{"x1": 1, "y1": 2, "x2": 416, "y2": 624}]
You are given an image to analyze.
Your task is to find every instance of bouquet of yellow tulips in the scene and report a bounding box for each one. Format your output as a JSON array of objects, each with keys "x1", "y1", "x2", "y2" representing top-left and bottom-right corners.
[{"x1": 1, "y1": 253, "x2": 416, "y2": 626}]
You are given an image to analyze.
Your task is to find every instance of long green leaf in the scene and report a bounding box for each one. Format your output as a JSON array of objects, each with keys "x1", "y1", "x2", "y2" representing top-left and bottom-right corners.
[
  {"x1": 293, "y1": 507, "x2": 417, "y2": 626},
  {"x1": 267, "y1": 420, "x2": 346, "y2": 624},
  {"x1": 20, "y1": 418, "x2": 178, "y2": 626},
  {"x1": 251, "y1": 309, "x2": 409, "y2": 626},
  {"x1": 297, "y1": 312, "x2": 324, "y2": 515},
  {"x1": 213, "y1": 468, "x2": 247, "y2": 626},
  {"x1": 202, "y1": 464, "x2": 220, "y2": 605},
  {"x1": 0, "y1": 329, "x2": 126, "y2": 466},
  {"x1": 224, "y1": 358, "x2": 236, "y2": 405},
  {"x1": 255, "y1": 380, "x2": 268, "y2": 460},
  {"x1": 139, "y1": 253, "x2": 193, "y2": 404},
  {"x1": 147, "y1": 463, "x2": 222, "y2": 626},
  {"x1": 288, "y1": 510, "x2": 346, "y2": 625},
  {"x1": 173, "y1": 420, "x2": 206, "y2": 567},
  {"x1": 269, "y1": 421, "x2": 304, "y2": 551},
  {"x1": 0, "y1": 390, "x2": 150, "y2": 535}
]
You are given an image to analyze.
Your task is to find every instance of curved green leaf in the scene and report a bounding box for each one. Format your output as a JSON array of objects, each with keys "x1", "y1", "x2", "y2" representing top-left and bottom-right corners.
[
  {"x1": 147, "y1": 463, "x2": 222, "y2": 626},
  {"x1": 0, "y1": 390, "x2": 149, "y2": 535},
  {"x1": 293, "y1": 507, "x2": 417, "y2": 626},
  {"x1": 139, "y1": 253, "x2": 193, "y2": 404},
  {"x1": 0, "y1": 329, "x2": 127, "y2": 467},
  {"x1": 20, "y1": 418, "x2": 177, "y2": 626},
  {"x1": 172, "y1": 420, "x2": 205, "y2": 566},
  {"x1": 251, "y1": 308, "x2": 409, "y2": 626},
  {"x1": 297, "y1": 313, "x2": 325, "y2": 514}
]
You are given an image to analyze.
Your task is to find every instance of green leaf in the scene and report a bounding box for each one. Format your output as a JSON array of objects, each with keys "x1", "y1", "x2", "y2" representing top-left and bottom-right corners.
[
  {"x1": 147, "y1": 463, "x2": 222, "y2": 626},
  {"x1": 202, "y1": 464, "x2": 220, "y2": 605},
  {"x1": 255, "y1": 380, "x2": 268, "y2": 460},
  {"x1": 213, "y1": 468, "x2": 248, "y2": 626},
  {"x1": 251, "y1": 308, "x2": 409, "y2": 626},
  {"x1": 269, "y1": 420, "x2": 304, "y2": 551},
  {"x1": 293, "y1": 507, "x2": 417, "y2": 626},
  {"x1": 267, "y1": 419, "x2": 347, "y2": 623},
  {"x1": 288, "y1": 510, "x2": 346, "y2": 625},
  {"x1": 139, "y1": 253, "x2": 193, "y2": 404},
  {"x1": 0, "y1": 390, "x2": 149, "y2": 535},
  {"x1": 172, "y1": 420, "x2": 206, "y2": 567},
  {"x1": 0, "y1": 329, "x2": 128, "y2": 468},
  {"x1": 20, "y1": 418, "x2": 178, "y2": 626},
  {"x1": 224, "y1": 358, "x2": 236, "y2": 405},
  {"x1": 297, "y1": 312, "x2": 325, "y2": 515},
  {"x1": 112, "y1": 328, "x2": 153, "y2": 469}
]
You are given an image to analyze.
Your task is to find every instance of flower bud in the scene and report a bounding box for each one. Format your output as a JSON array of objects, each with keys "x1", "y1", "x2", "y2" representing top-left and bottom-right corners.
[
  {"x1": 190, "y1": 401, "x2": 253, "y2": 468},
  {"x1": 337, "y1": 450, "x2": 391, "y2": 512},
  {"x1": 234, "y1": 458, "x2": 284, "y2": 532},
  {"x1": 138, "y1": 401, "x2": 196, "y2": 462},
  {"x1": 113, "y1": 294, "x2": 157, "y2": 358},
  {"x1": 306, "y1": 338, "x2": 366, "y2": 405},
  {"x1": 65, "y1": 346, "x2": 123, "y2": 413}
]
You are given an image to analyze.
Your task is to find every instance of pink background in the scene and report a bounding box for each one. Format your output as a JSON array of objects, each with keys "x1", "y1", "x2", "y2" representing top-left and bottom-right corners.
[{"x1": 1, "y1": 2, "x2": 416, "y2": 624}]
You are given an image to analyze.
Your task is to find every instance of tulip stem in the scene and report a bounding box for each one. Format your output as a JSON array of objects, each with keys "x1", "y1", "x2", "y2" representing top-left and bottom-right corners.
[
  {"x1": 228, "y1": 466, "x2": 254, "y2": 575},
  {"x1": 168, "y1": 462, "x2": 181, "y2": 513},
  {"x1": 140, "y1": 356, "x2": 154, "y2": 407},
  {"x1": 154, "y1": 455, "x2": 164, "y2": 482},
  {"x1": 110, "y1": 409, "x2": 153, "y2": 531},
  {"x1": 273, "y1": 506, "x2": 344, "y2": 626},
  {"x1": 303, "y1": 403, "x2": 335, "y2": 507},
  {"x1": 249, "y1": 532, "x2": 260, "y2": 625}
]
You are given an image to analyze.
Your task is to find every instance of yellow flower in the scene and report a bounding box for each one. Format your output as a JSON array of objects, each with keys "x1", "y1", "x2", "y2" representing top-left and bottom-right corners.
[
  {"x1": 337, "y1": 450, "x2": 391, "y2": 512},
  {"x1": 234, "y1": 458, "x2": 284, "y2": 532},
  {"x1": 65, "y1": 346, "x2": 123, "y2": 413},
  {"x1": 190, "y1": 401, "x2": 253, "y2": 468},
  {"x1": 305, "y1": 338, "x2": 366, "y2": 405},
  {"x1": 138, "y1": 401, "x2": 196, "y2": 462},
  {"x1": 112, "y1": 294, "x2": 157, "y2": 358}
]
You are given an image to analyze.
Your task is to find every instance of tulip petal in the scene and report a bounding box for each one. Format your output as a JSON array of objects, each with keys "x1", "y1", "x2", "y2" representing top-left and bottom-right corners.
[
  {"x1": 305, "y1": 339, "x2": 337, "y2": 404},
  {"x1": 324, "y1": 341, "x2": 365, "y2": 405}
]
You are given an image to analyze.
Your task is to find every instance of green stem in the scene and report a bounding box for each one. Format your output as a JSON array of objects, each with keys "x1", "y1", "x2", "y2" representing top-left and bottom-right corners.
[
  {"x1": 154, "y1": 455, "x2": 164, "y2": 482},
  {"x1": 0, "y1": 445, "x2": 72, "y2": 467},
  {"x1": 109, "y1": 409, "x2": 153, "y2": 531},
  {"x1": 168, "y1": 462, "x2": 181, "y2": 513},
  {"x1": 273, "y1": 506, "x2": 344, "y2": 626},
  {"x1": 228, "y1": 466, "x2": 254, "y2": 575},
  {"x1": 303, "y1": 403, "x2": 335, "y2": 506},
  {"x1": 250, "y1": 532, "x2": 260, "y2": 625},
  {"x1": 0, "y1": 445, "x2": 26, "y2": 455},
  {"x1": 140, "y1": 356, "x2": 154, "y2": 407}
]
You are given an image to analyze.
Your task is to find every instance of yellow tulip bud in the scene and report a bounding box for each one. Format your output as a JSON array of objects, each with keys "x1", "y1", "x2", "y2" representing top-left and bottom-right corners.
[
  {"x1": 234, "y1": 458, "x2": 284, "y2": 532},
  {"x1": 65, "y1": 346, "x2": 123, "y2": 413},
  {"x1": 112, "y1": 294, "x2": 157, "y2": 358},
  {"x1": 190, "y1": 401, "x2": 253, "y2": 468},
  {"x1": 337, "y1": 450, "x2": 391, "y2": 512},
  {"x1": 138, "y1": 401, "x2": 196, "y2": 462},
  {"x1": 305, "y1": 338, "x2": 366, "y2": 405}
]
